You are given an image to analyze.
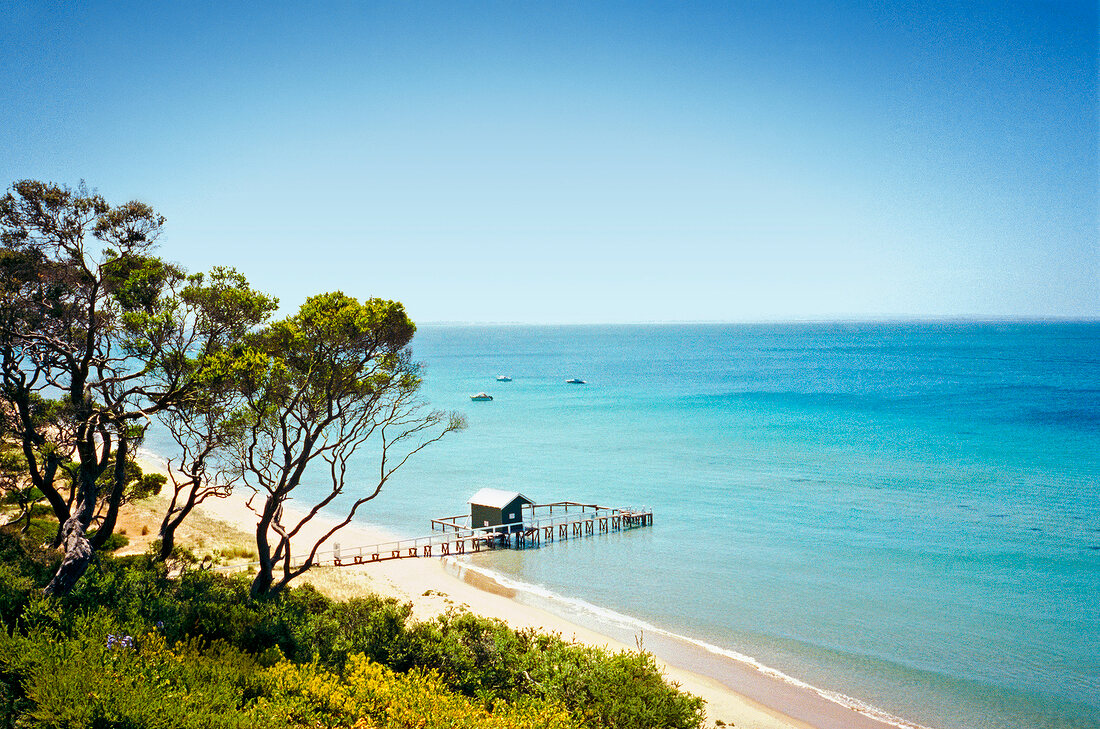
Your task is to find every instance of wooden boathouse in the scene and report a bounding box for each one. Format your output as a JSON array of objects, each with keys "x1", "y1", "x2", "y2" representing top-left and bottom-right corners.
[{"x1": 468, "y1": 488, "x2": 533, "y2": 532}]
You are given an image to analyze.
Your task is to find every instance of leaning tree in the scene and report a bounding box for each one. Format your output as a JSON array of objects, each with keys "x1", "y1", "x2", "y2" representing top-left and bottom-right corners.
[
  {"x1": 230, "y1": 292, "x2": 465, "y2": 598},
  {"x1": 0, "y1": 180, "x2": 274, "y2": 594}
]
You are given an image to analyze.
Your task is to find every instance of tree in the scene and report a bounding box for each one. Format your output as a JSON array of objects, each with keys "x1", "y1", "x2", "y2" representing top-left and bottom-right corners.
[
  {"x1": 230, "y1": 292, "x2": 465, "y2": 598},
  {"x1": 155, "y1": 391, "x2": 239, "y2": 561},
  {"x1": 155, "y1": 274, "x2": 275, "y2": 560},
  {"x1": 0, "y1": 180, "x2": 274, "y2": 594}
]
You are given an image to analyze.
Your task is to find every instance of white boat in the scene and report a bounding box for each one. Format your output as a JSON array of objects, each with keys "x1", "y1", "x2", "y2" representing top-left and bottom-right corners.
[
  {"x1": 565, "y1": 378, "x2": 586, "y2": 384},
  {"x1": 470, "y1": 392, "x2": 493, "y2": 401},
  {"x1": 496, "y1": 376, "x2": 512, "y2": 382}
]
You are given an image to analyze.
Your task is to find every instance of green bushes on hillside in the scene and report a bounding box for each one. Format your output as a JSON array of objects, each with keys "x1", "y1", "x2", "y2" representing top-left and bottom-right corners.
[
  {"x1": 0, "y1": 529, "x2": 704, "y2": 729},
  {"x1": 0, "y1": 626, "x2": 583, "y2": 729}
]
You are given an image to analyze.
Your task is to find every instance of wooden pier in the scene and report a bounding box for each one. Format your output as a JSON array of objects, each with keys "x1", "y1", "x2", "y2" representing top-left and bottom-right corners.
[
  {"x1": 331, "y1": 502, "x2": 651, "y2": 566},
  {"x1": 214, "y1": 501, "x2": 652, "y2": 574}
]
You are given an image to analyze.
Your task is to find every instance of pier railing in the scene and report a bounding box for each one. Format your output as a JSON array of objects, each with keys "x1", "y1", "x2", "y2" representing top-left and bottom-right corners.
[
  {"x1": 215, "y1": 502, "x2": 652, "y2": 574},
  {"x1": 431, "y1": 501, "x2": 627, "y2": 532}
]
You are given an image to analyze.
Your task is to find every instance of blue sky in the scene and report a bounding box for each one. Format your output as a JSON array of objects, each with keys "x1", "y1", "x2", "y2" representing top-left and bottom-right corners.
[{"x1": 1, "y1": 1, "x2": 1096, "y2": 322}]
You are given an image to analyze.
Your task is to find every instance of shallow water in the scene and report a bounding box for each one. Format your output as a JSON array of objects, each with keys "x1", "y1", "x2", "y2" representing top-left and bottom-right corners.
[{"x1": 290, "y1": 322, "x2": 1099, "y2": 728}]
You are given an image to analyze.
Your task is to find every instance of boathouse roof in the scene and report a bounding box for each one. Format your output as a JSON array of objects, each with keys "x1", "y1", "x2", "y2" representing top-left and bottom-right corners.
[{"x1": 468, "y1": 488, "x2": 532, "y2": 509}]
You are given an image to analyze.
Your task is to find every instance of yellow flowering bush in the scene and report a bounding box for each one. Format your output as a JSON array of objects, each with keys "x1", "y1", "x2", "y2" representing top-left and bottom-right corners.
[{"x1": 258, "y1": 653, "x2": 581, "y2": 729}]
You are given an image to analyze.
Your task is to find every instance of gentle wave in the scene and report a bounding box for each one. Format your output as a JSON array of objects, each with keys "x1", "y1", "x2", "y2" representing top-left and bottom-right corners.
[{"x1": 444, "y1": 558, "x2": 938, "y2": 729}]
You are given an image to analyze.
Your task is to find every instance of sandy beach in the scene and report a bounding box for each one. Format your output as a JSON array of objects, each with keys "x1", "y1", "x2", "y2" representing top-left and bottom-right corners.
[{"x1": 115, "y1": 467, "x2": 912, "y2": 729}]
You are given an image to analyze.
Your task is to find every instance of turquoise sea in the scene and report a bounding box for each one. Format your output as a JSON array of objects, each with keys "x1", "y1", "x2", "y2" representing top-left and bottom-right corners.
[{"x1": 320, "y1": 322, "x2": 1097, "y2": 728}]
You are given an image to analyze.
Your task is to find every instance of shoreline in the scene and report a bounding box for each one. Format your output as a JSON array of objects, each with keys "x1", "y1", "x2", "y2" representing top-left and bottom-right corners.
[
  {"x1": 193, "y1": 492, "x2": 812, "y2": 729},
  {"x1": 134, "y1": 476, "x2": 925, "y2": 729},
  {"x1": 439, "y1": 560, "x2": 935, "y2": 729}
]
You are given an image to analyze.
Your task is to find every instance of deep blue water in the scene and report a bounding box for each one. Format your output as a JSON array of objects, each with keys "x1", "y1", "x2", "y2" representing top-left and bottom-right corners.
[{"x1": 280, "y1": 322, "x2": 1100, "y2": 728}]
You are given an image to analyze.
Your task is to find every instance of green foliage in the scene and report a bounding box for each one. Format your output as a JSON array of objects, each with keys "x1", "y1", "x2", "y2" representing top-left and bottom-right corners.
[
  {"x1": 210, "y1": 545, "x2": 258, "y2": 562},
  {"x1": 0, "y1": 625, "x2": 582, "y2": 729},
  {"x1": 412, "y1": 610, "x2": 533, "y2": 701},
  {"x1": 2, "y1": 179, "x2": 279, "y2": 595},
  {"x1": 258, "y1": 655, "x2": 583, "y2": 729},
  {"x1": 309, "y1": 595, "x2": 420, "y2": 671},
  {"x1": 182, "y1": 266, "x2": 280, "y2": 344},
  {"x1": 0, "y1": 529, "x2": 58, "y2": 625},
  {"x1": 92, "y1": 455, "x2": 166, "y2": 506},
  {"x1": 101, "y1": 249, "x2": 183, "y2": 313},
  {"x1": 21, "y1": 519, "x2": 56, "y2": 546},
  {"x1": 231, "y1": 291, "x2": 462, "y2": 598},
  {"x1": 407, "y1": 613, "x2": 704, "y2": 728},
  {"x1": 244, "y1": 292, "x2": 420, "y2": 418},
  {"x1": 530, "y1": 639, "x2": 704, "y2": 729},
  {"x1": 0, "y1": 564, "x2": 36, "y2": 630},
  {"x1": 0, "y1": 547, "x2": 703, "y2": 728},
  {"x1": 85, "y1": 530, "x2": 129, "y2": 552},
  {"x1": 0, "y1": 449, "x2": 27, "y2": 488},
  {"x1": 1, "y1": 625, "x2": 283, "y2": 729}
]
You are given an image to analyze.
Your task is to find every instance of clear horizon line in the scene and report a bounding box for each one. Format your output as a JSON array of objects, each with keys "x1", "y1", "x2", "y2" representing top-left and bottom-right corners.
[{"x1": 418, "y1": 315, "x2": 1100, "y2": 326}]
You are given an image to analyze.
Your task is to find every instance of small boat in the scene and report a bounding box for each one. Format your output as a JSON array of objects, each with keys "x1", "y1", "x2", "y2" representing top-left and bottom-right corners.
[
  {"x1": 565, "y1": 378, "x2": 586, "y2": 384},
  {"x1": 470, "y1": 392, "x2": 493, "y2": 401},
  {"x1": 496, "y1": 376, "x2": 512, "y2": 382}
]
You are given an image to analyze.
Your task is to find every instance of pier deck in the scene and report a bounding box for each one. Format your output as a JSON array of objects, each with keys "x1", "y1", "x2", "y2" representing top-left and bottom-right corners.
[
  {"x1": 214, "y1": 502, "x2": 652, "y2": 574},
  {"x1": 334, "y1": 502, "x2": 651, "y2": 566}
]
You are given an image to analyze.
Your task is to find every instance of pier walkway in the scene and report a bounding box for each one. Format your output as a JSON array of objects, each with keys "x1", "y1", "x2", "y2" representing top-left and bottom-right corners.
[
  {"x1": 214, "y1": 502, "x2": 652, "y2": 574},
  {"x1": 336, "y1": 502, "x2": 651, "y2": 566}
]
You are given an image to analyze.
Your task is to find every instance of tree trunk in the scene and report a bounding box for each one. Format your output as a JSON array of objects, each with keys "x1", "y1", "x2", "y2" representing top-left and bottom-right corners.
[
  {"x1": 157, "y1": 525, "x2": 176, "y2": 562},
  {"x1": 34, "y1": 455, "x2": 68, "y2": 540},
  {"x1": 90, "y1": 436, "x2": 129, "y2": 551},
  {"x1": 12, "y1": 397, "x2": 69, "y2": 546},
  {"x1": 250, "y1": 505, "x2": 276, "y2": 599},
  {"x1": 44, "y1": 515, "x2": 93, "y2": 596},
  {"x1": 157, "y1": 502, "x2": 193, "y2": 561},
  {"x1": 45, "y1": 430, "x2": 102, "y2": 596},
  {"x1": 156, "y1": 470, "x2": 208, "y2": 562},
  {"x1": 250, "y1": 557, "x2": 274, "y2": 598}
]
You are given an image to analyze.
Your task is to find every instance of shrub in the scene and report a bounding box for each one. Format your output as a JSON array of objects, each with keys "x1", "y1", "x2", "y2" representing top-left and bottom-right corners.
[
  {"x1": 214, "y1": 545, "x2": 257, "y2": 561},
  {"x1": 23, "y1": 519, "x2": 56, "y2": 547},
  {"x1": 0, "y1": 549, "x2": 704, "y2": 729},
  {"x1": 310, "y1": 594, "x2": 418, "y2": 672},
  {"x1": 0, "y1": 528, "x2": 59, "y2": 628},
  {"x1": 410, "y1": 610, "x2": 532, "y2": 702},
  {"x1": 0, "y1": 562, "x2": 35, "y2": 629},
  {"x1": 0, "y1": 622, "x2": 580, "y2": 729},
  {"x1": 260, "y1": 654, "x2": 582, "y2": 729},
  {"x1": 529, "y1": 639, "x2": 705, "y2": 729},
  {"x1": 410, "y1": 613, "x2": 704, "y2": 728},
  {"x1": 1, "y1": 622, "x2": 285, "y2": 729},
  {"x1": 95, "y1": 531, "x2": 130, "y2": 552}
]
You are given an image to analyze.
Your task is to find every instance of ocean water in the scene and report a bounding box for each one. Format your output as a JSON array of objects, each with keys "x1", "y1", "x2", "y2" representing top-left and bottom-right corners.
[{"x1": 316, "y1": 322, "x2": 1098, "y2": 728}]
